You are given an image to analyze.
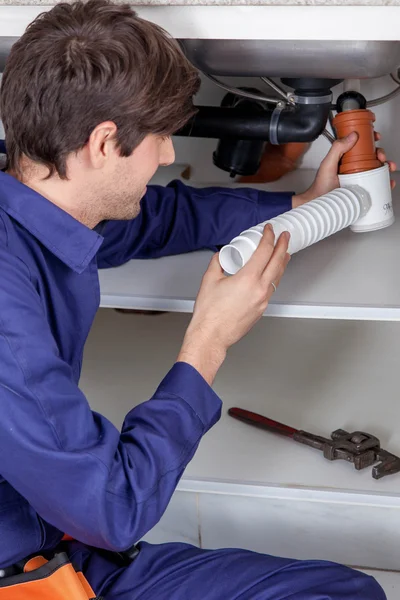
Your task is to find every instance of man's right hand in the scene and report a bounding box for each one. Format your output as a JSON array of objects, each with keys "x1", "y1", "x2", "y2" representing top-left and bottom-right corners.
[{"x1": 177, "y1": 225, "x2": 290, "y2": 385}]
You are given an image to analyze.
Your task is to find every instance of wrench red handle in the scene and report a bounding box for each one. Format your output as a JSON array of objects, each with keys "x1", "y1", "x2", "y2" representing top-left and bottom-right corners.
[{"x1": 228, "y1": 407, "x2": 298, "y2": 438}]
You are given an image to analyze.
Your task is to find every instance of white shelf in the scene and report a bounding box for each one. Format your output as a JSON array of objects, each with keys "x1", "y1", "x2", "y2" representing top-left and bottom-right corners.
[
  {"x1": 82, "y1": 309, "x2": 400, "y2": 497},
  {"x1": 99, "y1": 172, "x2": 400, "y2": 321}
]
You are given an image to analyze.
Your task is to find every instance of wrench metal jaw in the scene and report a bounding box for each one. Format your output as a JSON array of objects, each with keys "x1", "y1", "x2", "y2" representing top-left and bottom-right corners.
[
  {"x1": 373, "y1": 449, "x2": 400, "y2": 480},
  {"x1": 228, "y1": 408, "x2": 400, "y2": 480},
  {"x1": 293, "y1": 429, "x2": 381, "y2": 471}
]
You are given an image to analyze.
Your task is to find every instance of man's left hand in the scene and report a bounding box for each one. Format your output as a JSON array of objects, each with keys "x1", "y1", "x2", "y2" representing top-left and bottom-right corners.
[{"x1": 292, "y1": 131, "x2": 397, "y2": 208}]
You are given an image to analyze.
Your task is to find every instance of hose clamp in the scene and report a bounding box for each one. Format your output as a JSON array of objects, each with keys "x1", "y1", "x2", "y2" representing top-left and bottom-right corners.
[
  {"x1": 269, "y1": 102, "x2": 285, "y2": 145},
  {"x1": 291, "y1": 93, "x2": 332, "y2": 105}
]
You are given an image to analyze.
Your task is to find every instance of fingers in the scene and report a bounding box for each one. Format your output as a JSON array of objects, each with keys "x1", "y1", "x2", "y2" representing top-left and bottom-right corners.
[
  {"x1": 376, "y1": 148, "x2": 397, "y2": 171},
  {"x1": 262, "y1": 231, "x2": 290, "y2": 286},
  {"x1": 205, "y1": 253, "x2": 224, "y2": 281},
  {"x1": 243, "y1": 225, "x2": 290, "y2": 289},
  {"x1": 245, "y1": 224, "x2": 276, "y2": 276},
  {"x1": 266, "y1": 252, "x2": 291, "y2": 295},
  {"x1": 376, "y1": 148, "x2": 386, "y2": 163},
  {"x1": 374, "y1": 131, "x2": 381, "y2": 142},
  {"x1": 375, "y1": 148, "x2": 397, "y2": 188}
]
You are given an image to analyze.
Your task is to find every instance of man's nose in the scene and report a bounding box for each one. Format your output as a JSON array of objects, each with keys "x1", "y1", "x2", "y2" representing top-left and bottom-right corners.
[{"x1": 159, "y1": 137, "x2": 175, "y2": 167}]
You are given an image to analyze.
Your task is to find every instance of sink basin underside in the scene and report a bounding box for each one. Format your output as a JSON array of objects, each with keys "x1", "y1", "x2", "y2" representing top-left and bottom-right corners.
[
  {"x1": 0, "y1": 37, "x2": 399, "y2": 80},
  {"x1": 180, "y1": 40, "x2": 400, "y2": 79}
]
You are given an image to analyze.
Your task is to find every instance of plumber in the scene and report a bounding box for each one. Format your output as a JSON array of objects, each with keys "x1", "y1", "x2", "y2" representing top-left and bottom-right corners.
[{"x1": 0, "y1": 1, "x2": 394, "y2": 599}]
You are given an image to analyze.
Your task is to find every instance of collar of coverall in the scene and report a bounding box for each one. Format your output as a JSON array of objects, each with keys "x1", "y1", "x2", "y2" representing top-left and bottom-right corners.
[{"x1": 0, "y1": 171, "x2": 104, "y2": 274}]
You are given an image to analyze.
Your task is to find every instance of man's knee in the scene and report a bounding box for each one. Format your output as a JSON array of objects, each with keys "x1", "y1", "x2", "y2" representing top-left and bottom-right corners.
[
  {"x1": 322, "y1": 563, "x2": 386, "y2": 600},
  {"x1": 353, "y1": 571, "x2": 386, "y2": 599}
]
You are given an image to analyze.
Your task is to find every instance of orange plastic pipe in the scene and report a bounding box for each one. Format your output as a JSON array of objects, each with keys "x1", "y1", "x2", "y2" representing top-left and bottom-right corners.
[
  {"x1": 239, "y1": 142, "x2": 309, "y2": 184},
  {"x1": 332, "y1": 109, "x2": 382, "y2": 175}
]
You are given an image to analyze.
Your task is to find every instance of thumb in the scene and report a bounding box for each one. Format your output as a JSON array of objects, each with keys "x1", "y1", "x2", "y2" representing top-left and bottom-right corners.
[
  {"x1": 324, "y1": 131, "x2": 358, "y2": 168},
  {"x1": 204, "y1": 252, "x2": 224, "y2": 279}
]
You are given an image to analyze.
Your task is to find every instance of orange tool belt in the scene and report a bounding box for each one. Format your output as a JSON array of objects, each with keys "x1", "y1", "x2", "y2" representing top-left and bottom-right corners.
[{"x1": 0, "y1": 552, "x2": 102, "y2": 600}]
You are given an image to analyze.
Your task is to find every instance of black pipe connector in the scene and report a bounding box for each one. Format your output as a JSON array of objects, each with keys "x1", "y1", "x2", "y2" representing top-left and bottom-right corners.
[
  {"x1": 336, "y1": 91, "x2": 367, "y2": 113},
  {"x1": 176, "y1": 98, "x2": 331, "y2": 146},
  {"x1": 275, "y1": 102, "x2": 332, "y2": 144}
]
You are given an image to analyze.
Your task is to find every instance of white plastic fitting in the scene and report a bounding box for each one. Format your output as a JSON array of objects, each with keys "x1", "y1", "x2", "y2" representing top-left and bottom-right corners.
[
  {"x1": 219, "y1": 185, "x2": 371, "y2": 276},
  {"x1": 339, "y1": 163, "x2": 394, "y2": 232}
]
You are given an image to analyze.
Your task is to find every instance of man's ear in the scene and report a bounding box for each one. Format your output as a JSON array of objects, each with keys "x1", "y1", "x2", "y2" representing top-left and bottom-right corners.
[{"x1": 86, "y1": 121, "x2": 118, "y2": 169}]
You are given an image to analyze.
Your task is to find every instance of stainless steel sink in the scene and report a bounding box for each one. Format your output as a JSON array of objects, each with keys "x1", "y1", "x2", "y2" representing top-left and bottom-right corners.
[
  {"x1": 179, "y1": 40, "x2": 400, "y2": 80},
  {"x1": 1, "y1": 36, "x2": 399, "y2": 80}
]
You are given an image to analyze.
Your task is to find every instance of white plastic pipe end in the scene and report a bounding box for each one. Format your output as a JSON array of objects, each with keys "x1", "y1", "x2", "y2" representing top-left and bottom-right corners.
[{"x1": 219, "y1": 236, "x2": 256, "y2": 275}]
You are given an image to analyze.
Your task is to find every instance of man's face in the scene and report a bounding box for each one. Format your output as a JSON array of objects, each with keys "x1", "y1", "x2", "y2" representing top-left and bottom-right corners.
[{"x1": 101, "y1": 134, "x2": 175, "y2": 221}]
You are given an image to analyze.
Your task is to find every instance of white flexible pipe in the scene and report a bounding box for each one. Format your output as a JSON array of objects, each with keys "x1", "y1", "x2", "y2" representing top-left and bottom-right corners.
[{"x1": 219, "y1": 185, "x2": 371, "y2": 275}]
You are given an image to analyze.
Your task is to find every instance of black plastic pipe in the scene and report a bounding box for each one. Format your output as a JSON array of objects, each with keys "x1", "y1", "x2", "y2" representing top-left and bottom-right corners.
[
  {"x1": 0, "y1": 99, "x2": 330, "y2": 163},
  {"x1": 176, "y1": 101, "x2": 331, "y2": 145}
]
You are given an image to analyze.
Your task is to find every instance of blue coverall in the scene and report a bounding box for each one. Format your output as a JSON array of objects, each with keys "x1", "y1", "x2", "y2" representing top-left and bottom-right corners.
[{"x1": 0, "y1": 170, "x2": 385, "y2": 599}]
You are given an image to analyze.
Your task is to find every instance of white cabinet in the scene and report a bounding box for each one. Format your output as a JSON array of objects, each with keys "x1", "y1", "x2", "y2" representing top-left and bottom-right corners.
[
  {"x1": 2, "y1": 5, "x2": 400, "y2": 41},
  {"x1": 82, "y1": 311, "x2": 400, "y2": 495}
]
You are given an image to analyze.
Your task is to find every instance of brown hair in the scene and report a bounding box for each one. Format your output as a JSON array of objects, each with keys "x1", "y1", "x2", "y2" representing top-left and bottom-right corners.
[{"x1": 0, "y1": 0, "x2": 200, "y2": 178}]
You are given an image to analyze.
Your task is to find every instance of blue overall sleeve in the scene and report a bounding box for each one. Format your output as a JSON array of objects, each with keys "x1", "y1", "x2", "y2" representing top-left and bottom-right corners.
[
  {"x1": 98, "y1": 180, "x2": 293, "y2": 267},
  {"x1": 0, "y1": 246, "x2": 222, "y2": 552}
]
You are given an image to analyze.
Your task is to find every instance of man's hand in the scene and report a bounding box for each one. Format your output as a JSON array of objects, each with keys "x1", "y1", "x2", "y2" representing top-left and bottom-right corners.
[
  {"x1": 177, "y1": 226, "x2": 290, "y2": 385},
  {"x1": 292, "y1": 132, "x2": 397, "y2": 208}
]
